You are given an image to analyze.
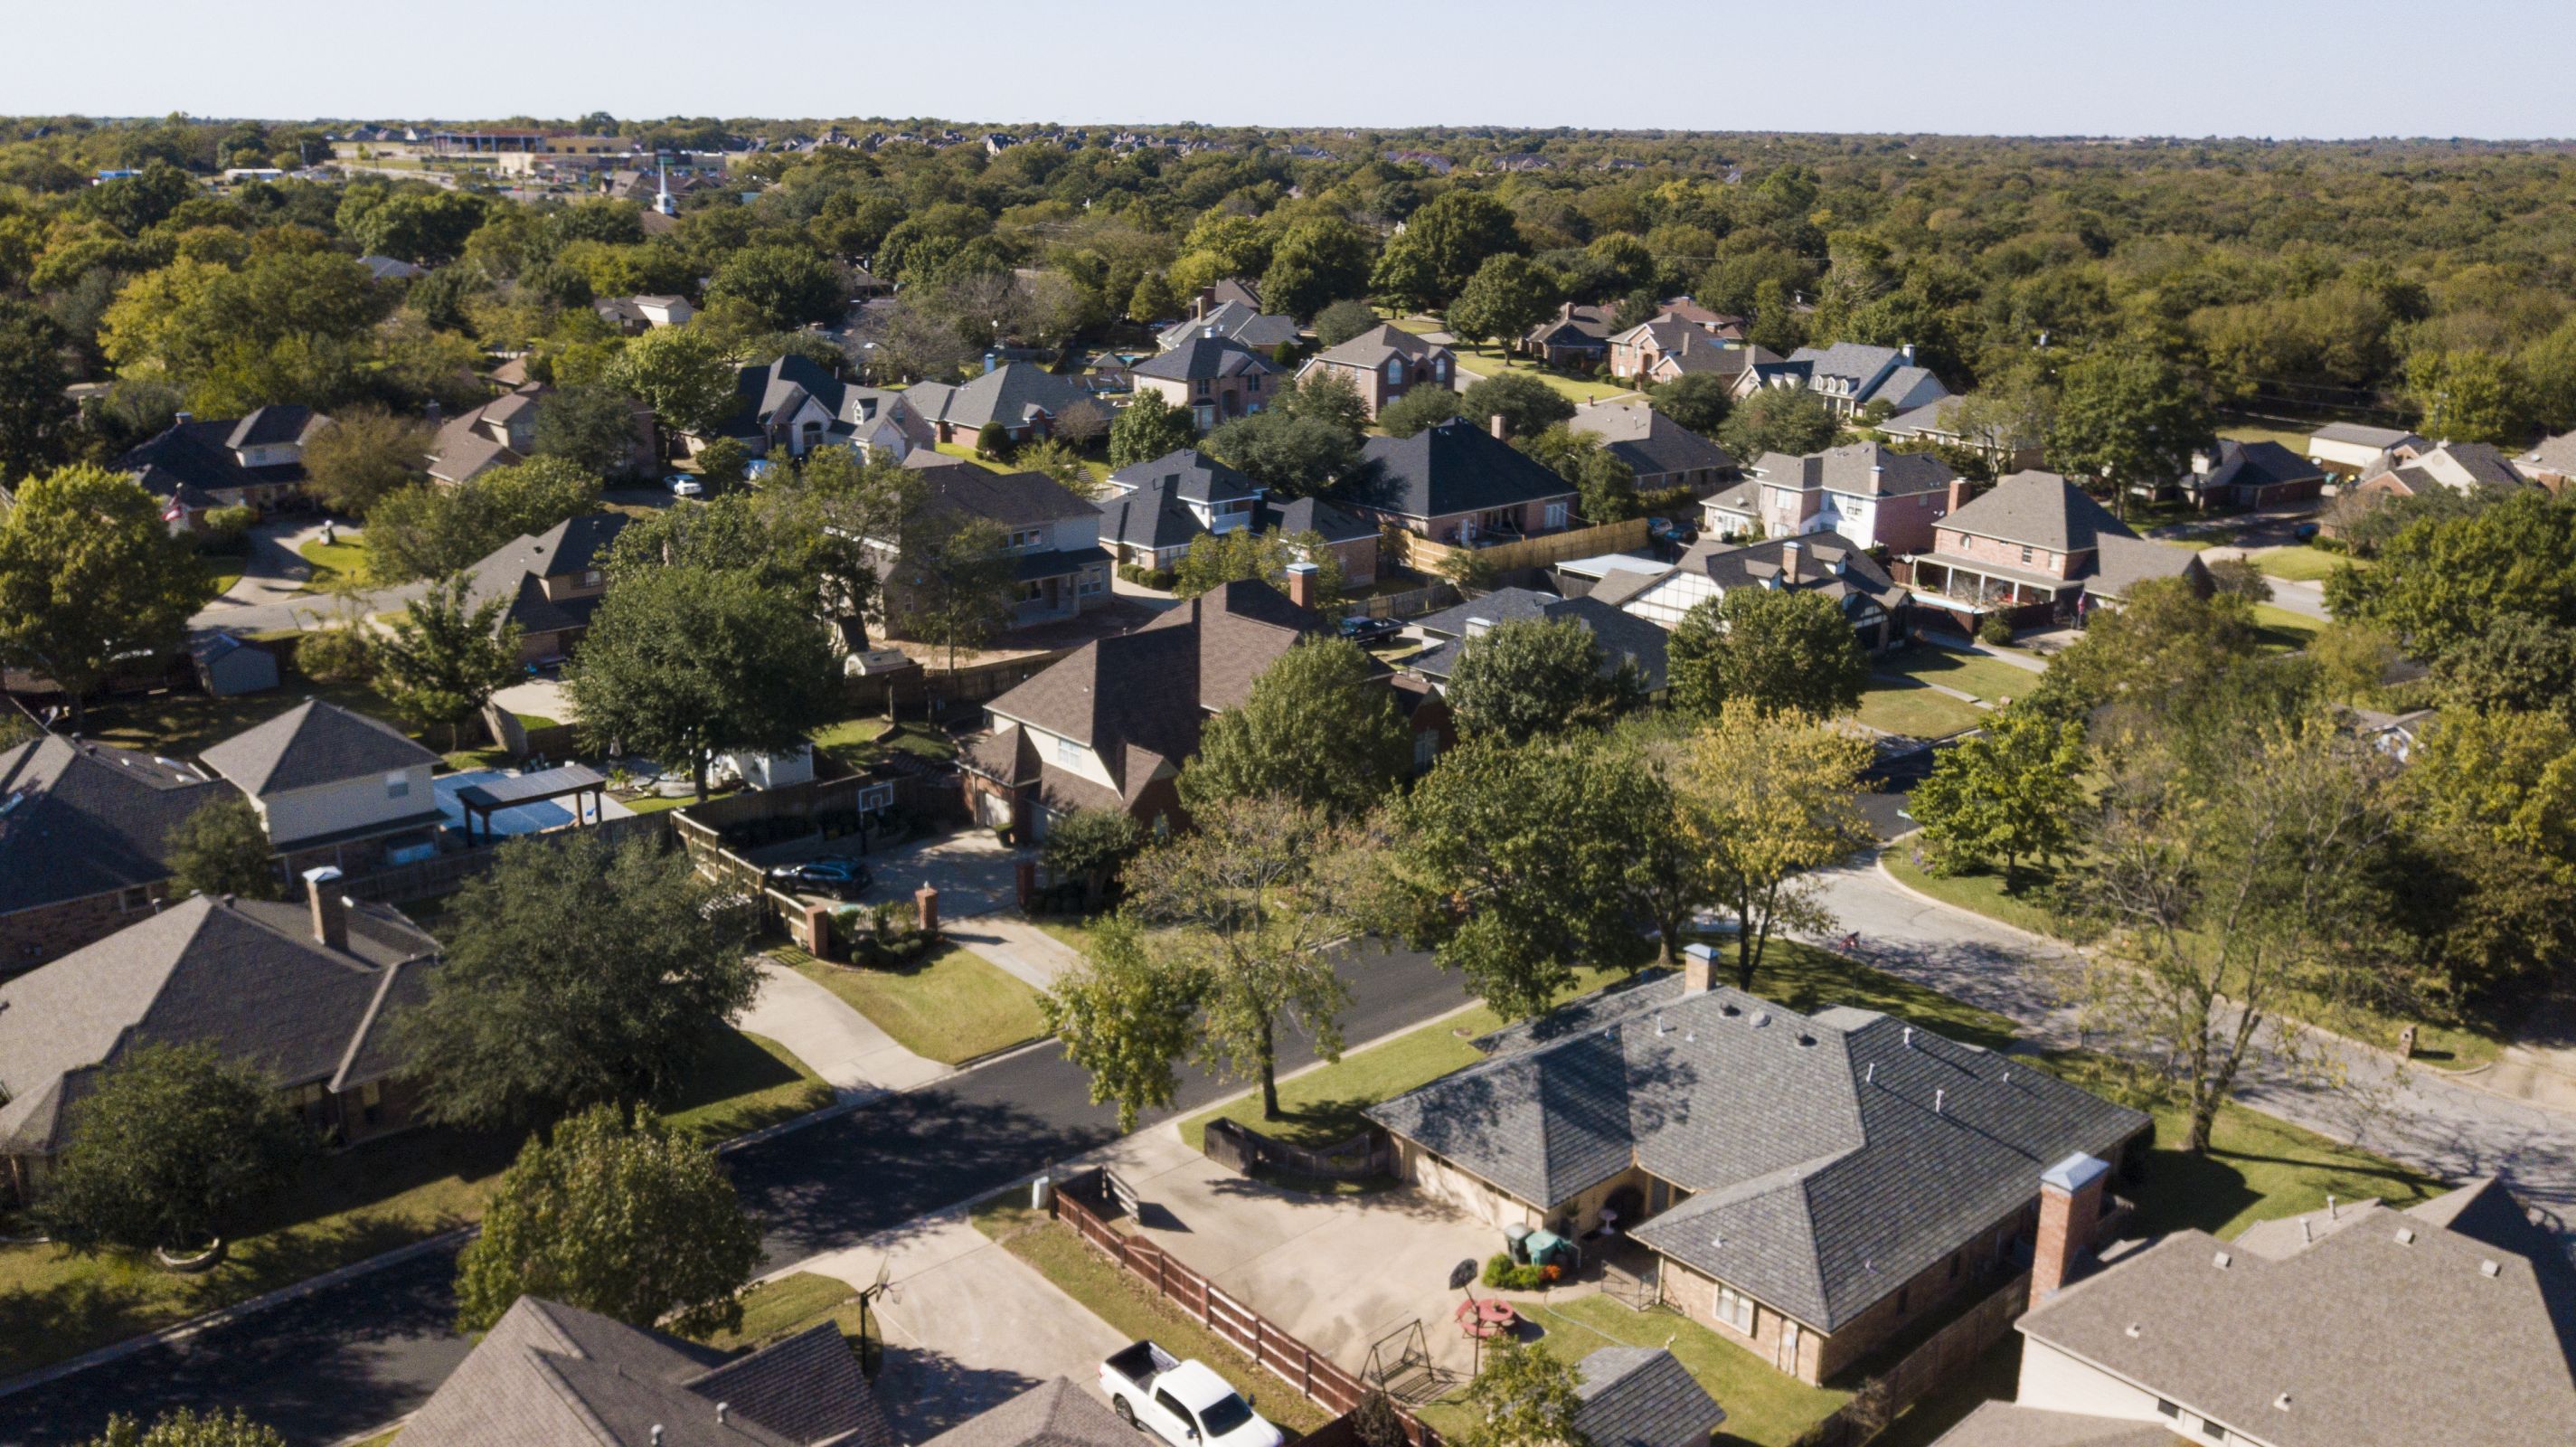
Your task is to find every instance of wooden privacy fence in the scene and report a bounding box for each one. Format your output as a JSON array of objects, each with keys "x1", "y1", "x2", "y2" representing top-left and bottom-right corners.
[
  {"x1": 1383, "y1": 515, "x2": 1651, "y2": 578},
  {"x1": 1203, "y1": 1120, "x2": 1392, "y2": 1182},
  {"x1": 340, "y1": 811, "x2": 670, "y2": 904},
  {"x1": 838, "y1": 651, "x2": 1072, "y2": 720},
  {"x1": 1052, "y1": 1170, "x2": 1442, "y2": 1447},
  {"x1": 1343, "y1": 582, "x2": 1460, "y2": 621}
]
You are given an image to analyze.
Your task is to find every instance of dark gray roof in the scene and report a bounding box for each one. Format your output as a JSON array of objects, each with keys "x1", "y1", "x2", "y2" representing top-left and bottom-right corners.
[
  {"x1": 1569, "y1": 402, "x2": 1738, "y2": 482},
  {"x1": 1333, "y1": 419, "x2": 1577, "y2": 522},
  {"x1": 2526, "y1": 429, "x2": 2576, "y2": 477},
  {"x1": 461, "y1": 511, "x2": 631, "y2": 637},
  {"x1": 1405, "y1": 591, "x2": 1668, "y2": 693},
  {"x1": 1158, "y1": 302, "x2": 1298, "y2": 353},
  {"x1": 1368, "y1": 983, "x2": 2147, "y2": 1332},
  {"x1": 0, "y1": 735, "x2": 231, "y2": 916},
  {"x1": 1260, "y1": 493, "x2": 1376, "y2": 544},
  {"x1": 1748, "y1": 442, "x2": 1954, "y2": 498},
  {"x1": 115, "y1": 408, "x2": 318, "y2": 506},
  {"x1": 399, "y1": 1295, "x2": 892, "y2": 1447},
  {"x1": 0, "y1": 894, "x2": 437, "y2": 1155},
  {"x1": 1098, "y1": 481, "x2": 1208, "y2": 552},
  {"x1": 2014, "y1": 1179, "x2": 2576, "y2": 1447},
  {"x1": 1307, "y1": 323, "x2": 1445, "y2": 369},
  {"x1": 2087, "y1": 535, "x2": 2208, "y2": 603},
  {"x1": 1108, "y1": 449, "x2": 1261, "y2": 506},
  {"x1": 920, "y1": 1378, "x2": 1135, "y2": 1447},
  {"x1": 1574, "y1": 1348, "x2": 1725, "y2": 1447},
  {"x1": 199, "y1": 700, "x2": 439, "y2": 797},
  {"x1": 1132, "y1": 335, "x2": 1281, "y2": 383},
  {"x1": 909, "y1": 363, "x2": 1094, "y2": 431},
  {"x1": 2194, "y1": 440, "x2": 2323, "y2": 493},
  {"x1": 228, "y1": 405, "x2": 321, "y2": 449},
  {"x1": 1938, "y1": 471, "x2": 2134, "y2": 553},
  {"x1": 909, "y1": 459, "x2": 1101, "y2": 529},
  {"x1": 1647, "y1": 533, "x2": 1906, "y2": 622}
]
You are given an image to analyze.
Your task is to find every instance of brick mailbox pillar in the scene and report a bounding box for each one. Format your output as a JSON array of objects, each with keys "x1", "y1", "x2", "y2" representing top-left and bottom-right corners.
[
  {"x1": 804, "y1": 903, "x2": 836, "y2": 962},
  {"x1": 914, "y1": 883, "x2": 940, "y2": 938},
  {"x1": 1015, "y1": 857, "x2": 1038, "y2": 910}
]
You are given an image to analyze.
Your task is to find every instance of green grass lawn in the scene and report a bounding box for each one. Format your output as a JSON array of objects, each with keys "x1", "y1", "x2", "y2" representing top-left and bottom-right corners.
[
  {"x1": 692, "y1": 1269, "x2": 881, "y2": 1363},
  {"x1": 1423, "y1": 1295, "x2": 1850, "y2": 1447},
  {"x1": 970, "y1": 1199, "x2": 1332, "y2": 1433},
  {"x1": 1878, "y1": 648, "x2": 2044, "y2": 706},
  {"x1": 1881, "y1": 847, "x2": 2504, "y2": 1067},
  {"x1": 783, "y1": 943, "x2": 1050, "y2": 1064},
  {"x1": 1024, "y1": 913, "x2": 1109, "y2": 960},
  {"x1": 2216, "y1": 422, "x2": 2315, "y2": 452},
  {"x1": 2250, "y1": 545, "x2": 2361, "y2": 583},
  {"x1": 1448, "y1": 340, "x2": 1639, "y2": 403},
  {"x1": 1721, "y1": 939, "x2": 2024, "y2": 1054},
  {"x1": 810, "y1": 716, "x2": 959, "y2": 772},
  {"x1": 297, "y1": 538, "x2": 369, "y2": 591},
  {"x1": 198, "y1": 555, "x2": 246, "y2": 598},
  {"x1": 2251, "y1": 602, "x2": 2326, "y2": 652},
  {"x1": 0, "y1": 1026, "x2": 823, "y2": 1379},
  {"x1": 80, "y1": 676, "x2": 423, "y2": 760},
  {"x1": 1854, "y1": 680, "x2": 1986, "y2": 739}
]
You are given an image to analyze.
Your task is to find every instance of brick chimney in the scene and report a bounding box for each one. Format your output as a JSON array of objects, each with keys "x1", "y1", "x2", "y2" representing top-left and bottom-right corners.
[
  {"x1": 1489, "y1": 412, "x2": 1509, "y2": 440},
  {"x1": 1946, "y1": 477, "x2": 1970, "y2": 515},
  {"x1": 1283, "y1": 560, "x2": 1319, "y2": 610},
  {"x1": 1779, "y1": 538, "x2": 1803, "y2": 582},
  {"x1": 2033, "y1": 1153, "x2": 2111, "y2": 1301},
  {"x1": 303, "y1": 865, "x2": 348, "y2": 951},
  {"x1": 1683, "y1": 942, "x2": 1717, "y2": 994}
]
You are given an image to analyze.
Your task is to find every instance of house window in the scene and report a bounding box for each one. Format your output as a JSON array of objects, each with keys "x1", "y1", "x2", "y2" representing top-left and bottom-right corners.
[
  {"x1": 1434, "y1": 356, "x2": 1448, "y2": 382},
  {"x1": 1078, "y1": 575, "x2": 1104, "y2": 596},
  {"x1": 2019, "y1": 545, "x2": 2033, "y2": 564},
  {"x1": 583, "y1": 569, "x2": 602, "y2": 587},
  {"x1": 1011, "y1": 527, "x2": 1046, "y2": 550},
  {"x1": 119, "y1": 884, "x2": 151, "y2": 912},
  {"x1": 1543, "y1": 501, "x2": 1568, "y2": 529},
  {"x1": 384, "y1": 771, "x2": 410, "y2": 799},
  {"x1": 1016, "y1": 581, "x2": 1045, "y2": 602},
  {"x1": 2157, "y1": 1402, "x2": 2182, "y2": 1420},
  {"x1": 1413, "y1": 730, "x2": 1439, "y2": 770},
  {"x1": 1386, "y1": 358, "x2": 1405, "y2": 387},
  {"x1": 1713, "y1": 1284, "x2": 1755, "y2": 1333},
  {"x1": 1056, "y1": 736, "x2": 1082, "y2": 767}
]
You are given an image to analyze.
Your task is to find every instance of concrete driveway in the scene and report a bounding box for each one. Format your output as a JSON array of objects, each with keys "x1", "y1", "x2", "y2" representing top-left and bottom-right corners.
[
  {"x1": 799, "y1": 1212, "x2": 1128, "y2": 1442},
  {"x1": 1087, "y1": 1128, "x2": 1505, "y2": 1381},
  {"x1": 753, "y1": 826, "x2": 1029, "y2": 916}
]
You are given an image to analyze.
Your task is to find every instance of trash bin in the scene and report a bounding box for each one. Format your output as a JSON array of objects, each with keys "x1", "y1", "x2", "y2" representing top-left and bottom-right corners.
[
  {"x1": 1526, "y1": 1228, "x2": 1579, "y2": 1271},
  {"x1": 1504, "y1": 1222, "x2": 1533, "y2": 1263}
]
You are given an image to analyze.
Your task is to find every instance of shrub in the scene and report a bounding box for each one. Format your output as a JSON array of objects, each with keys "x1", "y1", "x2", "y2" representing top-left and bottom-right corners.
[
  {"x1": 863, "y1": 898, "x2": 932, "y2": 965},
  {"x1": 1117, "y1": 563, "x2": 1177, "y2": 591},
  {"x1": 294, "y1": 626, "x2": 374, "y2": 683},
  {"x1": 975, "y1": 421, "x2": 1010, "y2": 459},
  {"x1": 1977, "y1": 614, "x2": 2015, "y2": 646},
  {"x1": 1481, "y1": 1252, "x2": 1547, "y2": 1291}
]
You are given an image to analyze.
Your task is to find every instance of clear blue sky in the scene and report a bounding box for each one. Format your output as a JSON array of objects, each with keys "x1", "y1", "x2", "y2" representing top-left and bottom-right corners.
[{"x1": 17, "y1": 0, "x2": 2575, "y2": 139}]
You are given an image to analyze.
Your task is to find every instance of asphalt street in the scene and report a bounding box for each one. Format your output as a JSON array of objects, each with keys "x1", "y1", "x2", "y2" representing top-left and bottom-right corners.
[{"x1": 0, "y1": 943, "x2": 1467, "y2": 1446}]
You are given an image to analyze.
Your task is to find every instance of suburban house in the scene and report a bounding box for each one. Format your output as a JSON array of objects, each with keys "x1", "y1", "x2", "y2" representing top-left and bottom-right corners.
[
  {"x1": 1652, "y1": 298, "x2": 1749, "y2": 337},
  {"x1": 1295, "y1": 324, "x2": 1457, "y2": 420},
  {"x1": 1902, "y1": 470, "x2": 2211, "y2": 634},
  {"x1": 1704, "y1": 442, "x2": 1958, "y2": 554},
  {"x1": 111, "y1": 405, "x2": 326, "y2": 526},
  {"x1": 395, "y1": 1295, "x2": 892, "y2": 1447},
  {"x1": 1566, "y1": 400, "x2": 1739, "y2": 497},
  {"x1": 1130, "y1": 333, "x2": 1284, "y2": 431},
  {"x1": 960, "y1": 581, "x2": 1324, "y2": 837},
  {"x1": 1401, "y1": 587, "x2": 1671, "y2": 702},
  {"x1": 702, "y1": 354, "x2": 931, "y2": 461},
  {"x1": 198, "y1": 700, "x2": 445, "y2": 879},
  {"x1": 460, "y1": 511, "x2": 633, "y2": 666},
  {"x1": 1874, "y1": 397, "x2": 2045, "y2": 473},
  {"x1": 428, "y1": 383, "x2": 656, "y2": 484},
  {"x1": 1609, "y1": 317, "x2": 1739, "y2": 380},
  {"x1": 0, "y1": 734, "x2": 234, "y2": 975},
  {"x1": 1603, "y1": 533, "x2": 1910, "y2": 652},
  {"x1": 901, "y1": 361, "x2": 1098, "y2": 447},
  {"x1": 879, "y1": 458, "x2": 1110, "y2": 631},
  {"x1": 2521, "y1": 429, "x2": 2576, "y2": 493},
  {"x1": 2348, "y1": 439, "x2": 2527, "y2": 499},
  {"x1": 1189, "y1": 279, "x2": 1266, "y2": 317},
  {"x1": 2306, "y1": 421, "x2": 2429, "y2": 478},
  {"x1": 1368, "y1": 950, "x2": 2150, "y2": 1385},
  {"x1": 1330, "y1": 417, "x2": 1581, "y2": 545},
  {"x1": 2175, "y1": 440, "x2": 2327, "y2": 511},
  {"x1": 1574, "y1": 1348, "x2": 1729, "y2": 1447},
  {"x1": 590, "y1": 292, "x2": 694, "y2": 333},
  {"x1": 1650, "y1": 336, "x2": 1776, "y2": 390},
  {"x1": 1523, "y1": 303, "x2": 1617, "y2": 368},
  {"x1": 0, "y1": 876, "x2": 439, "y2": 1199},
  {"x1": 1768, "y1": 343, "x2": 1952, "y2": 419},
  {"x1": 920, "y1": 1378, "x2": 1129, "y2": 1447},
  {"x1": 358, "y1": 254, "x2": 426, "y2": 282},
  {"x1": 1099, "y1": 449, "x2": 1381, "y2": 584},
  {"x1": 1156, "y1": 299, "x2": 1299, "y2": 354},
  {"x1": 1935, "y1": 1177, "x2": 2575, "y2": 1447}
]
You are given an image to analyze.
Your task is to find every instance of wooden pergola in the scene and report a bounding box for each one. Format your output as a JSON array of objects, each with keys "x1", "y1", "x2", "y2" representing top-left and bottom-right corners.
[{"x1": 454, "y1": 764, "x2": 609, "y2": 848}]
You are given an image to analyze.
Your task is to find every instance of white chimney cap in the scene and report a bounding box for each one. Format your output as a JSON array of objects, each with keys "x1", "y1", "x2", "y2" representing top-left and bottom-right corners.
[{"x1": 302, "y1": 865, "x2": 344, "y2": 884}]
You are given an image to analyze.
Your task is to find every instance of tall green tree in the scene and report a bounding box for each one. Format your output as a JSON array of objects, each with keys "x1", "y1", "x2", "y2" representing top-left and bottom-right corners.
[
  {"x1": 34, "y1": 1042, "x2": 316, "y2": 1255},
  {"x1": 1678, "y1": 700, "x2": 1873, "y2": 988},
  {"x1": 567, "y1": 566, "x2": 838, "y2": 799},
  {"x1": 2324, "y1": 488, "x2": 2576, "y2": 662},
  {"x1": 453, "y1": 1103, "x2": 763, "y2": 1337},
  {"x1": 1169, "y1": 527, "x2": 1345, "y2": 609},
  {"x1": 2047, "y1": 345, "x2": 2213, "y2": 521},
  {"x1": 1522, "y1": 425, "x2": 1637, "y2": 523},
  {"x1": 79, "y1": 1408, "x2": 287, "y2": 1447},
  {"x1": 1260, "y1": 219, "x2": 1377, "y2": 320},
  {"x1": 373, "y1": 573, "x2": 523, "y2": 751},
  {"x1": 1313, "y1": 299, "x2": 1382, "y2": 350},
  {"x1": 300, "y1": 404, "x2": 432, "y2": 516},
  {"x1": 603, "y1": 326, "x2": 737, "y2": 439},
  {"x1": 891, "y1": 511, "x2": 1022, "y2": 670},
  {"x1": 1911, "y1": 706, "x2": 2088, "y2": 889},
  {"x1": 1395, "y1": 190, "x2": 1527, "y2": 299},
  {"x1": 398, "y1": 832, "x2": 762, "y2": 1128},
  {"x1": 1043, "y1": 914, "x2": 1202, "y2": 1130},
  {"x1": 1373, "y1": 385, "x2": 1466, "y2": 439},
  {"x1": 1039, "y1": 809, "x2": 1144, "y2": 909},
  {"x1": 1719, "y1": 384, "x2": 1841, "y2": 459},
  {"x1": 363, "y1": 457, "x2": 602, "y2": 583},
  {"x1": 1447, "y1": 617, "x2": 1644, "y2": 743},
  {"x1": 1447, "y1": 254, "x2": 1560, "y2": 353},
  {"x1": 1648, "y1": 372, "x2": 1733, "y2": 436},
  {"x1": 164, "y1": 796, "x2": 279, "y2": 903},
  {"x1": 0, "y1": 299, "x2": 77, "y2": 486},
  {"x1": 1460, "y1": 1342, "x2": 1590, "y2": 1447},
  {"x1": 2402, "y1": 349, "x2": 2529, "y2": 445},
  {"x1": 1665, "y1": 587, "x2": 1869, "y2": 719},
  {"x1": 1458, "y1": 372, "x2": 1574, "y2": 440},
  {"x1": 1108, "y1": 387, "x2": 1194, "y2": 468},
  {"x1": 706, "y1": 243, "x2": 845, "y2": 330},
  {"x1": 1202, "y1": 410, "x2": 1359, "y2": 498},
  {"x1": 0, "y1": 466, "x2": 206, "y2": 732},
  {"x1": 1183, "y1": 636, "x2": 1411, "y2": 818},
  {"x1": 531, "y1": 383, "x2": 646, "y2": 478}
]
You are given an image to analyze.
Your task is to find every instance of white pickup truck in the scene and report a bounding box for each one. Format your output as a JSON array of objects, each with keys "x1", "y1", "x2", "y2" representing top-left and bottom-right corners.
[{"x1": 1099, "y1": 1340, "x2": 1282, "y2": 1447}]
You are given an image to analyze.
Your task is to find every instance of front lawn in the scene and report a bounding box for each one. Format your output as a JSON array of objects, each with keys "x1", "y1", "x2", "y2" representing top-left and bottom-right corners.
[
  {"x1": 0, "y1": 1026, "x2": 825, "y2": 1379},
  {"x1": 79, "y1": 676, "x2": 424, "y2": 760},
  {"x1": 783, "y1": 943, "x2": 1050, "y2": 1065},
  {"x1": 1720, "y1": 939, "x2": 2024, "y2": 1055},
  {"x1": 1854, "y1": 680, "x2": 1986, "y2": 740},
  {"x1": 1877, "y1": 648, "x2": 2043, "y2": 706},
  {"x1": 2249, "y1": 545, "x2": 2358, "y2": 583},
  {"x1": 2251, "y1": 603, "x2": 2326, "y2": 652},
  {"x1": 297, "y1": 538, "x2": 369, "y2": 591},
  {"x1": 1448, "y1": 340, "x2": 1639, "y2": 404},
  {"x1": 198, "y1": 555, "x2": 246, "y2": 598},
  {"x1": 692, "y1": 1270, "x2": 881, "y2": 1364},
  {"x1": 811, "y1": 716, "x2": 959, "y2": 772},
  {"x1": 969, "y1": 1200, "x2": 1332, "y2": 1433}
]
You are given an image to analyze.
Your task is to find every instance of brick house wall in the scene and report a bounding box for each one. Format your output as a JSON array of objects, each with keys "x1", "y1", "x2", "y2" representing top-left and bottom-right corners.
[
  {"x1": 1868, "y1": 489, "x2": 1950, "y2": 556},
  {"x1": 1312, "y1": 534, "x2": 1379, "y2": 587},
  {"x1": 1932, "y1": 526, "x2": 2089, "y2": 580},
  {"x1": 0, "y1": 884, "x2": 178, "y2": 979},
  {"x1": 1135, "y1": 371, "x2": 1273, "y2": 431}
]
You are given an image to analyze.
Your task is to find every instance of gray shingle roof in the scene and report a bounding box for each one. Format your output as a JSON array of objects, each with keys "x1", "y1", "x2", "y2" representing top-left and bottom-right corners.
[
  {"x1": 399, "y1": 1296, "x2": 892, "y2": 1447},
  {"x1": 1404, "y1": 591, "x2": 1670, "y2": 693},
  {"x1": 1937, "y1": 471, "x2": 2134, "y2": 553},
  {"x1": 461, "y1": 512, "x2": 631, "y2": 638},
  {"x1": 2086, "y1": 535, "x2": 2208, "y2": 603},
  {"x1": 2194, "y1": 440, "x2": 2323, "y2": 493},
  {"x1": 919, "y1": 1378, "x2": 1135, "y2": 1447},
  {"x1": 1574, "y1": 1348, "x2": 1726, "y2": 1447},
  {"x1": 1642, "y1": 532, "x2": 1906, "y2": 622},
  {"x1": 1369, "y1": 984, "x2": 2147, "y2": 1332},
  {"x1": 2014, "y1": 1179, "x2": 2576, "y2": 1447},
  {"x1": 1260, "y1": 493, "x2": 1376, "y2": 544},
  {"x1": 0, "y1": 894, "x2": 436, "y2": 1155},
  {"x1": 1158, "y1": 302, "x2": 1299, "y2": 353},
  {"x1": 2311, "y1": 422, "x2": 2424, "y2": 449},
  {"x1": 1748, "y1": 442, "x2": 1955, "y2": 499},
  {"x1": 1926, "y1": 1404, "x2": 2175, "y2": 1447},
  {"x1": 1132, "y1": 335, "x2": 1282, "y2": 383},
  {"x1": 1307, "y1": 323, "x2": 1445, "y2": 369},
  {"x1": 907, "y1": 459, "x2": 1101, "y2": 530},
  {"x1": 1109, "y1": 449, "x2": 1261, "y2": 506},
  {"x1": 1333, "y1": 419, "x2": 1577, "y2": 522},
  {"x1": 0, "y1": 735, "x2": 231, "y2": 916},
  {"x1": 1098, "y1": 481, "x2": 1209, "y2": 553},
  {"x1": 199, "y1": 700, "x2": 439, "y2": 797},
  {"x1": 908, "y1": 363, "x2": 1094, "y2": 432},
  {"x1": 1569, "y1": 402, "x2": 1739, "y2": 482}
]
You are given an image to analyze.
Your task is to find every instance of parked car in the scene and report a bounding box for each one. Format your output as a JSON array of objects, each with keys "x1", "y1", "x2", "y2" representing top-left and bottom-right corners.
[
  {"x1": 1338, "y1": 615, "x2": 1403, "y2": 644},
  {"x1": 2291, "y1": 521, "x2": 2321, "y2": 542},
  {"x1": 1648, "y1": 515, "x2": 1696, "y2": 546},
  {"x1": 765, "y1": 856, "x2": 873, "y2": 900},
  {"x1": 1100, "y1": 1342, "x2": 1280, "y2": 1447},
  {"x1": 665, "y1": 473, "x2": 705, "y2": 498}
]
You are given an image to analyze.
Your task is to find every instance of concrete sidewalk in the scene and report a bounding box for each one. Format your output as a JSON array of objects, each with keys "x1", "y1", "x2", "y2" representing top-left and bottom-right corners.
[
  {"x1": 739, "y1": 960, "x2": 951, "y2": 1097},
  {"x1": 946, "y1": 914, "x2": 1087, "y2": 990}
]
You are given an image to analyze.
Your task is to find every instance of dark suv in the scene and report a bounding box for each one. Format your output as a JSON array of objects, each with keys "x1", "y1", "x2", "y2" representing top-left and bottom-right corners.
[
  {"x1": 766, "y1": 856, "x2": 873, "y2": 900},
  {"x1": 1339, "y1": 615, "x2": 1403, "y2": 643}
]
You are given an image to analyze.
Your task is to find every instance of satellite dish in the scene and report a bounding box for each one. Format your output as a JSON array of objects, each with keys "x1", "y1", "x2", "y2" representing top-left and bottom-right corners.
[{"x1": 1447, "y1": 1258, "x2": 1478, "y2": 1291}]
